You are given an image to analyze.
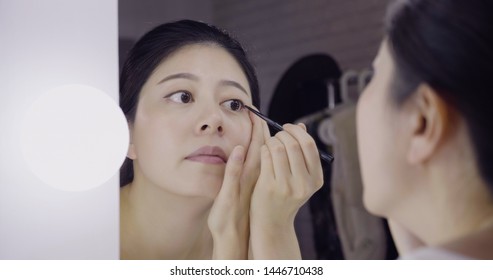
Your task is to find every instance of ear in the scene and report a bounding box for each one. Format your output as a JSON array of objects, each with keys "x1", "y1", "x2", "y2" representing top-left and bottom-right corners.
[
  {"x1": 406, "y1": 84, "x2": 451, "y2": 165},
  {"x1": 127, "y1": 122, "x2": 137, "y2": 160}
]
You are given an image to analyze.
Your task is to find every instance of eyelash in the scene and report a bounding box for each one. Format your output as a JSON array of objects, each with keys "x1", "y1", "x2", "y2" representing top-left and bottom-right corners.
[
  {"x1": 222, "y1": 99, "x2": 245, "y2": 112},
  {"x1": 165, "y1": 91, "x2": 193, "y2": 104},
  {"x1": 164, "y1": 91, "x2": 245, "y2": 112}
]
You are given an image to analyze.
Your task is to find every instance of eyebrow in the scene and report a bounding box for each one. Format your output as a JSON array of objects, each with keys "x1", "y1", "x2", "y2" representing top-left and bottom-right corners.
[
  {"x1": 158, "y1": 73, "x2": 199, "y2": 84},
  {"x1": 158, "y1": 72, "x2": 249, "y2": 96},
  {"x1": 218, "y1": 80, "x2": 248, "y2": 96}
]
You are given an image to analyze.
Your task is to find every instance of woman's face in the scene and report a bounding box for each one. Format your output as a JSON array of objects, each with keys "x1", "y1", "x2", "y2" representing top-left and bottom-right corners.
[
  {"x1": 356, "y1": 41, "x2": 413, "y2": 217},
  {"x1": 129, "y1": 44, "x2": 253, "y2": 198}
]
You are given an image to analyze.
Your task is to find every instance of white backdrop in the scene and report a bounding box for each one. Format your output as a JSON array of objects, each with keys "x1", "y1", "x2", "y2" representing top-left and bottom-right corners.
[{"x1": 0, "y1": 0, "x2": 119, "y2": 259}]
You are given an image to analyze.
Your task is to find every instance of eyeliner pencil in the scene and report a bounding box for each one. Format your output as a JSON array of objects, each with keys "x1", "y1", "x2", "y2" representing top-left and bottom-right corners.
[{"x1": 244, "y1": 105, "x2": 334, "y2": 163}]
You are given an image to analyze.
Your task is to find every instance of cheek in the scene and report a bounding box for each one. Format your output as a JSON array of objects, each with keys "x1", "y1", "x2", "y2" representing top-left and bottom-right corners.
[
  {"x1": 356, "y1": 90, "x2": 396, "y2": 215},
  {"x1": 133, "y1": 97, "x2": 189, "y2": 149},
  {"x1": 356, "y1": 92, "x2": 378, "y2": 186},
  {"x1": 132, "y1": 112, "x2": 184, "y2": 172},
  {"x1": 356, "y1": 89, "x2": 382, "y2": 166},
  {"x1": 228, "y1": 114, "x2": 252, "y2": 148}
]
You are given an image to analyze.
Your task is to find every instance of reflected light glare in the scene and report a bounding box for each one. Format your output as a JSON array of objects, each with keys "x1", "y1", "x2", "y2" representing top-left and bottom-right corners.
[{"x1": 20, "y1": 84, "x2": 129, "y2": 191}]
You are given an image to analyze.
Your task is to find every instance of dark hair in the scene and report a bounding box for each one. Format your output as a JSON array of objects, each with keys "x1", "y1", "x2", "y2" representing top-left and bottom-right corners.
[
  {"x1": 385, "y1": 0, "x2": 493, "y2": 192},
  {"x1": 119, "y1": 19, "x2": 260, "y2": 187}
]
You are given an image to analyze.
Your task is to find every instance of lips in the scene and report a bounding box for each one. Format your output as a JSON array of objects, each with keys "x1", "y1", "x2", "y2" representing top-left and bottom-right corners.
[{"x1": 185, "y1": 146, "x2": 227, "y2": 164}]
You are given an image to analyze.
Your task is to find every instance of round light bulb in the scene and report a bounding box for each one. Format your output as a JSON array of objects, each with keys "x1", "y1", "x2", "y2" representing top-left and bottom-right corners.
[{"x1": 20, "y1": 84, "x2": 129, "y2": 191}]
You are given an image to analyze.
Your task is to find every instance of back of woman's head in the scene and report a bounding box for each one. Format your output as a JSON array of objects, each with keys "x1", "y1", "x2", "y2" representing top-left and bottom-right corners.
[
  {"x1": 119, "y1": 19, "x2": 260, "y2": 186},
  {"x1": 385, "y1": 0, "x2": 493, "y2": 192}
]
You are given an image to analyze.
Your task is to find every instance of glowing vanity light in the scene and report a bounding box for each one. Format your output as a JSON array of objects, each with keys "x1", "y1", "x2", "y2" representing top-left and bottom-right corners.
[{"x1": 20, "y1": 84, "x2": 129, "y2": 192}]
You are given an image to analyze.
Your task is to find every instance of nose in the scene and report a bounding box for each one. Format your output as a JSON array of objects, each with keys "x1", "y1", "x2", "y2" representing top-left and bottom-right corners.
[{"x1": 196, "y1": 106, "x2": 224, "y2": 136}]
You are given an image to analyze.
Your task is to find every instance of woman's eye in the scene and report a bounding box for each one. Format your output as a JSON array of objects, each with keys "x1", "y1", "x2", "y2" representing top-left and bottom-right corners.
[
  {"x1": 222, "y1": 99, "x2": 244, "y2": 112},
  {"x1": 167, "y1": 91, "x2": 193, "y2": 104}
]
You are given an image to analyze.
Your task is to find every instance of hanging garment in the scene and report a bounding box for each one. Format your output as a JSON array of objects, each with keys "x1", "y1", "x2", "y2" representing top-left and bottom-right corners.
[
  {"x1": 306, "y1": 116, "x2": 344, "y2": 259},
  {"x1": 327, "y1": 104, "x2": 388, "y2": 259},
  {"x1": 269, "y1": 53, "x2": 344, "y2": 259},
  {"x1": 293, "y1": 113, "x2": 344, "y2": 259}
]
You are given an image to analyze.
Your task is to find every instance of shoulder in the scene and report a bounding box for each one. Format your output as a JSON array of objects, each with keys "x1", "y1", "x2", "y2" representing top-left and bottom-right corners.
[
  {"x1": 399, "y1": 247, "x2": 472, "y2": 260},
  {"x1": 402, "y1": 225, "x2": 493, "y2": 260}
]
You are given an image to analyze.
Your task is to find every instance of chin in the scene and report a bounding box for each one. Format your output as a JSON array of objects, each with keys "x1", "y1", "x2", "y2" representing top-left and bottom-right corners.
[
  {"x1": 187, "y1": 177, "x2": 223, "y2": 198},
  {"x1": 362, "y1": 190, "x2": 387, "y2": 218}
]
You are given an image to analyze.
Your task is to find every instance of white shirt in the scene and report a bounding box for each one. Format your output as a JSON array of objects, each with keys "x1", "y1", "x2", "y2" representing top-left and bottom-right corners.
[{"x1": 400, "y1": 247, "x2": 472, "y2": 260}]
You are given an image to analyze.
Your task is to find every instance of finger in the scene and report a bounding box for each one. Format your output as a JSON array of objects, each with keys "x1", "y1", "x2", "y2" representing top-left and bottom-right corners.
[
  {"x1": 261, "y1": 117, "x2": 271, "y2": 143},
  {"x1": 248, "y1": 106, "x2": 271, "y2": 144},
  {"x1": 242, "y1": 106, "x2": 265, "y2": 189},
  {"x1": 218, "y1": 145, "x2": 245, "y2": 201},
  {"x1": 259, "y1": 144, "x2": 274, "y2": 179},
  {"x1": 274, "y1": 130, "x2": 307, "y2": 177},
  {"x1": 266, "y1": 136, "x2": 291, "y2": 180},
  {"x1": 282, "y1": 124, "x2": 323, "y2": 187}
]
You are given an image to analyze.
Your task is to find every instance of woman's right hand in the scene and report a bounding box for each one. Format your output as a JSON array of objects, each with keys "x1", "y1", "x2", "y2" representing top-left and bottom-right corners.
[{"x1": 249, "y1": 122, "x2": 324, "y2": 259}]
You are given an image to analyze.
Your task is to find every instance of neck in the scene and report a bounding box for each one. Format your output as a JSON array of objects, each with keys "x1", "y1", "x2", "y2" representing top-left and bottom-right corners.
[
  {"x1": 120, "y1": 178, "x2": 215, "y2": 259},
  {"x1": 397, "y1": 165, "x2": 493, "y2": 249}
]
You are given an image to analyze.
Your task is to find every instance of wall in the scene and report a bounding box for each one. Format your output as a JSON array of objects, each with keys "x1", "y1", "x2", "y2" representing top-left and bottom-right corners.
[
  {"x1": 119, "y1": 0, "x2": 213, "y2": 40},
  {"x1": 119, "y1": 0, "x2": 214, "y2": 68},
  {"x1": 212, "y1": 0, "x2": 389, "y2": 112}
]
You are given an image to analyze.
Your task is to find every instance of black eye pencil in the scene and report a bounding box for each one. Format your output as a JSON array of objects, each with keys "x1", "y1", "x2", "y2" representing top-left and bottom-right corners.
[{"x1": 244, "y1": 105, "x2": 334, "y2": 163}]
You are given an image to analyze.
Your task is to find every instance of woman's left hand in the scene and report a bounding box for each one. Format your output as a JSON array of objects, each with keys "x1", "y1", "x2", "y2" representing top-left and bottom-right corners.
[{"x1": 207, "y1": 106, "x2": 266, "y2": 259}]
